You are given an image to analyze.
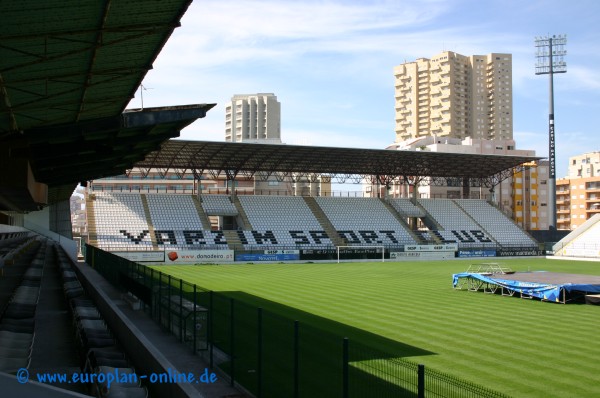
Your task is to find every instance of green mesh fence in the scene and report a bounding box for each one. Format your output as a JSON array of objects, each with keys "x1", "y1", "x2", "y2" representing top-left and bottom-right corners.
[
  {"x1": 423, "y1": 367, "x2": 510, "y2": 398},
  {"x1": 86, "y1": 245, "x2": 509, "y2": 398},
  {"x1": 348, "y1": 341, "x2": 420, "y2": 398}
]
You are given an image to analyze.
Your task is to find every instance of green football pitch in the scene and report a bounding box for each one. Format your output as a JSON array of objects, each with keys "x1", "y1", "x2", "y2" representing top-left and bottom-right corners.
[{"x1": 152, "y1": 258, "x2": 600, "y2": 397}]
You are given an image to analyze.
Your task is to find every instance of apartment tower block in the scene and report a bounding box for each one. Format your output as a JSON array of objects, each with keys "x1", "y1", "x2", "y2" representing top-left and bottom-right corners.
[
  {"x1": 394, "y1": 51, "x2": 513, "y2": 142},
  {"x1": 225, "y1": 93, "x2": 281, "y2": 144}
]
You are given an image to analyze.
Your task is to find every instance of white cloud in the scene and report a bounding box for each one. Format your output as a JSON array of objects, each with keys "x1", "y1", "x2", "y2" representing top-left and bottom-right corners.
[
  {"x1": 562, "y1": 66, "x2": 600, "y2": 91},
  {"x1": 133, "y1": 0, "x2": 599, "y2": 182},
  {"x1": 183, "y1": 0, "x2": 447, "y2": 41},
  {"x1": 155, "y1": 0, "x2": 459, "y2": 72}
]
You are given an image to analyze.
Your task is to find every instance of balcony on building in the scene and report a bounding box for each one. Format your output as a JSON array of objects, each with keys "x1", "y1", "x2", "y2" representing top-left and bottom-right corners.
[
  {"x1": 587, "y1": 205, "x2": 600, "y2": 214},
  {"x1": 586, "y1": 182, "x2": 600, "y2": 191}
]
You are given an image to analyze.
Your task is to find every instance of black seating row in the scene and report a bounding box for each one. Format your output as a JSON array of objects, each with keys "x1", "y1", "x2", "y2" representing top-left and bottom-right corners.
[
  {"x1": 0, "y1": 238, "x2": 48, "y2": 373},
  {"x1": 55, "y1": 245, "x2": 148, "y2": 398},
  {"x1": 0, "y1": 236, "x2": 35, "y2": 272}
]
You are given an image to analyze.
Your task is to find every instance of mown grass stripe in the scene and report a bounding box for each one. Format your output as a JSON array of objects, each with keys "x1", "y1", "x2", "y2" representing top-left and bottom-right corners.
[{"x1": 152, "y1": 258, "x2": 600, "y2": 397}]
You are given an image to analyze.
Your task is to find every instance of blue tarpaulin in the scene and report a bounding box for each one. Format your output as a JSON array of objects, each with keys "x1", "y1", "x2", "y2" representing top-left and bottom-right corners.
[{"x1": 452, "y1": 272, "x2": 600, "y2": 303}]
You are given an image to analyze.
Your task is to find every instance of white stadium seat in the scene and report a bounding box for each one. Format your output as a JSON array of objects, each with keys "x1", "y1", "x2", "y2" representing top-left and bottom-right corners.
[{"x1": 90, "y1": 193, "x2": 537, "y2": 251}]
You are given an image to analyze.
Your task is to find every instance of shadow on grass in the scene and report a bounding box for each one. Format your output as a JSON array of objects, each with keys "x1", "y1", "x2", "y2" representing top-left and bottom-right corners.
[
  {"x1": 204, "y1": 290, "x2": 432, "y2": 397},
  {"x1": 218, "y1": 290, "x2": 433, "y2": 359}
]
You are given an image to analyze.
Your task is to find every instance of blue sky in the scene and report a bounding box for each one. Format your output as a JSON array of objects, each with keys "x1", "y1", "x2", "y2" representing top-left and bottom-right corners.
[{"x1": 131, "y1": 0, "x2": 600, "y2": 178}]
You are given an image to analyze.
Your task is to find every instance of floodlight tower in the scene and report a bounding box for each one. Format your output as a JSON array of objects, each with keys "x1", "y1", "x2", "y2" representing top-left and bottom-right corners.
[{"x1": 535, "y1": 34, "x2": 567, "y2": 230}]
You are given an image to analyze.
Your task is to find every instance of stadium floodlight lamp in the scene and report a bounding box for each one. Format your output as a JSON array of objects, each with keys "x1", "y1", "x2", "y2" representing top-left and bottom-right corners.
[
  {"x1": 535, "y1": 34, "x2": 567, "y2": 75},
  {"x1": 534, "y1": 34, "x2": 567, "y2": 231}
]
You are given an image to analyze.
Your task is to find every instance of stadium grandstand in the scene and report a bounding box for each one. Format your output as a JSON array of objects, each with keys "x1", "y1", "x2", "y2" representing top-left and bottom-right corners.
[
  {"x1": 553, "y1": 213, "x2": 600, "y2": 258},
  {"x1": 87, "y1": 192, "x2": 540, "y2": 253},
  {"x1": 2, "y1": 1, "x2": 600, "y2": 398},
  {"x1": 91, "y1": 139, "x2": 544, "y2": 261}
]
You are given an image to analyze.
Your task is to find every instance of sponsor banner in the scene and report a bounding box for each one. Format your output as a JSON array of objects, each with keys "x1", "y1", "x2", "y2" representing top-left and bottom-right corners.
[
  {"x1": 263, "y1": 250, "x2": 300, "y2": 255},
  {"x1": 457, "y1": 250, "x2": 496, "y2": 258},
  {"x1": 300, "y1": 248, "x2": 386, "y2": 261},
  {"x1": 404, "y1": 244, "x2": 458, "y2": 252},
  {"x1": 497, "y1": 248, "x2": 545, "y2": 257},
  {"x1": 165, "y1": 250, "x2": 234, "y2": 263},
  {"x1": 299, "y1": 249, "x2": 337, "y2": 260},
  {"x1": 391, "y1": 251, "x2": 454, "y2": 259},
  {"x1": 113, "y1": 251, "x2": 165, "y2": 262},
  {"x1": 236, "y1": 253, "x2": 300, "y2": 261}
]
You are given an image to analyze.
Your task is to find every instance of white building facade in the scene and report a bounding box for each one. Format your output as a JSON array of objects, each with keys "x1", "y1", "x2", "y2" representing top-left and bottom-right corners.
[{"x1": 225, "y1": 93, "x2": 281, "y2": 144}]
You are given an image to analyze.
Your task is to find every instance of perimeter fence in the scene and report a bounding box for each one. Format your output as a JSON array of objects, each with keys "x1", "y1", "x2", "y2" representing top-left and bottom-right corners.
[{"x1": 86, "y1": 245, "x2": 509, "y2": 398}]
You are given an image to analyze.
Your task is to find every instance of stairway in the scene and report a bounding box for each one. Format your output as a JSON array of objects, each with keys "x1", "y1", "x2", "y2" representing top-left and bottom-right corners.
[
  {"x1": 140, "y1": 194, "x2": 159, "y2": 250},
  {"x1": 222, "y1": 230, "x2": 244, "y2": 251},
  {"x1": 303, "y1": 197, "x2": 344, "y2": 247},
  {"x1": 231, "y1": 196, "x2": 252, "y2": 230},
  {"x1": 379, "y1": 198, "x2": 424, "y2": 244},
  {"x1": 192, "y1": 196, "x2": 212, "y2": 230}
]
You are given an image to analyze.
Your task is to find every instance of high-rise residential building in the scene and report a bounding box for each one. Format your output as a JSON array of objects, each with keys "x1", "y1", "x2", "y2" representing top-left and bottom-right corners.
[
  {"x1": 507, "y1": 160, "x2": 550, "y2": 231},
  {"x1": 394, "y1": 51, "x2": 513, "y2": 143},
  {"x1": 556, "y1": 152, "x2": 600, "y2": 230},
  {"x1": 225, "y1": 93, "x2": 281, "y2": 143}
]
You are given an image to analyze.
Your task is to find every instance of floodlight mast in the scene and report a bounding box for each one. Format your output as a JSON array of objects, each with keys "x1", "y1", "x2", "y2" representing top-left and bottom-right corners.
[{"x1": 535, "y1": 34, "x2": 567, "y2": 230}]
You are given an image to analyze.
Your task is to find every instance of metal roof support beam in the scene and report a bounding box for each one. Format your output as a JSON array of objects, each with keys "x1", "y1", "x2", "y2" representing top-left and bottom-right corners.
[
  {"x1": 0, "y1": 22, "x2": 182, "y2": 43},
  {"x1": 6, "y1": 66, "x2": 153, "y2": 86},
  {"x1": 173, "y1": 168, "x2": 188, "y2": 180},
  {"x1": 252, "y1": 171, "x2": 271, "y2": 182},
  {"x1": 349, "y1": 175, "x2": 363, "y2": 184},
  {"x1": 0, "y1": 24, "x2": 182, "y2": 75},
  {"x1": 80, "y1": 0, "x2": 119, "y2": 122},
  {"x1": 191, "y1": 168, "x2": 205, "y2": 181},
  {"x1": 238, "y1": 170, "x2": 256, "y2": 181},
  {"x1": 0, "y1": 73, "x2": 18, "y2": 131},
  {"x1": 273, "y1": 172, "x2": 287, "y2": 183},
  {"x1": 333, "y1": 174, "x2": 350, "y2": 184},
  {"x1": 308, "y1": 173, "x2": 321, "y2": 183},
  {"x1": 10, "y1": 83, "x2": 135, "y2": 115}
]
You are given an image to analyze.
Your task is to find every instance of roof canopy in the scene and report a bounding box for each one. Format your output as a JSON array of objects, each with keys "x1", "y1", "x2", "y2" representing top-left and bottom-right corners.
[
  {"x1": 0, "y1": 0, "x2": 194, "y2": 132},
  {"x1": 0, "y1": 0, "x2": 215, "y2": 211},
  {"x1": 133, "y1": 140, "x2": 543, "y2": 186},
  {"x1": 25, "y1": 105, "x2": 214, "y2": 187}
]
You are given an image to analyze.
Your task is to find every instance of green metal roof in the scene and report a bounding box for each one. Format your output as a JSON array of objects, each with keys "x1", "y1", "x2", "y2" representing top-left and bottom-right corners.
[
  {"x1": 0, "y1": 0, "x2": 218, "y2": 212},
  {"x1": 27, "y1": 105, "x2": 215, "y2": 186},
  {"x1": 0, "y1": 0, "x2": 193, "y2": 132},
  {"x1": 134, "y1": 140, "x2": 542, "y2": 186}
]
